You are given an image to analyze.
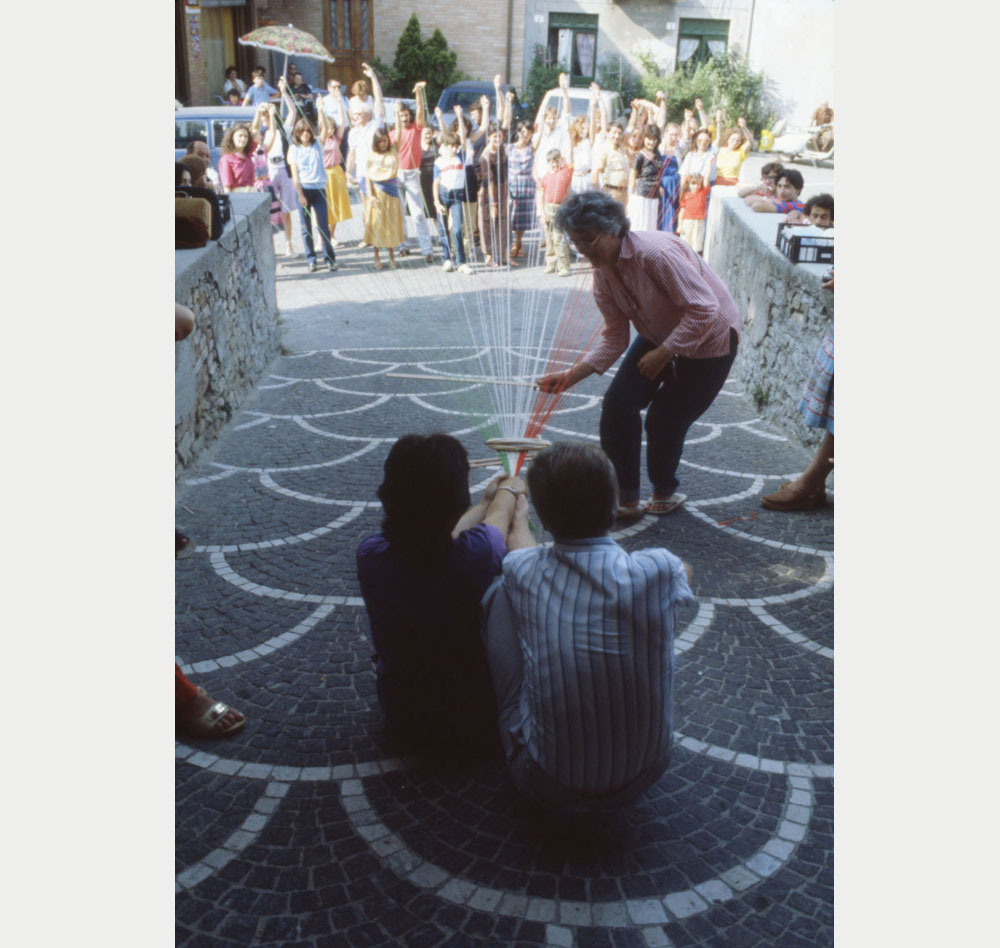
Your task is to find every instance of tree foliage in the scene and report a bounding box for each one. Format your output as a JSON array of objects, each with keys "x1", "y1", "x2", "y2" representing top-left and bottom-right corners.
[
  {"x1": 638, "y1": 51, "x2": 775, "y2": 134},
  {"x1": 368, "y1": 15, "x2": 466, "y2": 107},
  {"x1": 522, "y1": 45, "x2": 562, "y2": 116}
]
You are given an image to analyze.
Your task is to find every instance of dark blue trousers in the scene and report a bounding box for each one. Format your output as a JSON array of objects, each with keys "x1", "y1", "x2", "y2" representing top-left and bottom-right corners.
[{"x1": 599, "y1": 328, "x2": 738, "y2": 503}]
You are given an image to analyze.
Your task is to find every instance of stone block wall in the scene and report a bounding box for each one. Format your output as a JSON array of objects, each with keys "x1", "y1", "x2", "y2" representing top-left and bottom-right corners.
[
  {"x1": 704, "y1": 189, "x2": 833, "y2": 449},
  {"x1": 175, "y1": 192, "x2": 280, "y2": 476}
]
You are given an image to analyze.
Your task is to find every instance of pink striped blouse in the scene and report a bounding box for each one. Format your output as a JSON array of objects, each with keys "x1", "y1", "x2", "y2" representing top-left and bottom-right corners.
[{"x1": 584, "y1": 230, "x2": 742, "y2": 373}]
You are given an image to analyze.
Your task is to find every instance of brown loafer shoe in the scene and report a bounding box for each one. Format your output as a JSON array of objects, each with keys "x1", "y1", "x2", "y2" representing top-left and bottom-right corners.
[{"x1": 761, "y1": 482, "x2": 827, "y2": 511}]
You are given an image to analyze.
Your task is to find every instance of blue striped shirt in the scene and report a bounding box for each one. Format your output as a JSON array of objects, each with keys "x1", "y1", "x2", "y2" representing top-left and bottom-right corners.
[{"x1": 484, "y1": 537, "x2": 693, "y2": 796}]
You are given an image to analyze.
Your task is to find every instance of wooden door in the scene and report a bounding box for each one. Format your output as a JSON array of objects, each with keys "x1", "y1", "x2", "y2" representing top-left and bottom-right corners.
[{"x1": 324, "y1": 0, "x2": 373, "y2": 90}]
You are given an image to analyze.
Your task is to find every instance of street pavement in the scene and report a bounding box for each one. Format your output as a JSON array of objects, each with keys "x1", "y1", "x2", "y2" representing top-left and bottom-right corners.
[{"x1": 175, "y1": 196, "x2": 833, "y2": 947}]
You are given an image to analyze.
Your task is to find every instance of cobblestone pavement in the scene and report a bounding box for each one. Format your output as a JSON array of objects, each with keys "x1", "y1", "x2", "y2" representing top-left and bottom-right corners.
[{"x1": 176, "y1": 209, "x2": 833, "y2": 947}]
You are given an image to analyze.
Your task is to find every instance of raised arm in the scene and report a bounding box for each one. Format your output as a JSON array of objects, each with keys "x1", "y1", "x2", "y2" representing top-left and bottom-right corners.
[
  {"x1": 454, "y1": 104, "x2": 468, "y2": 148},
  {"x1": 714, "y1": 109, "x2": 724, "y2": 148},
  {"x1": 414, "y1": 80, "x2": 427, "y2": 128},
  {"x1": 694, "y1": 97, "x2": 707, "y2": 128},
  {"x1": 558, "y1": 71, "x2": 570, "y2": 118},
  {"x1": 654, "y1": 90, "x2": 667, "y2": 130},
  {"x1": 363, "y1": 63, "x2": 385, "y2": 122},
  {"x1": 737, "y1": 116, "x2": 756, "y2": 151},
  {"x1": 502, "y1": 89, "x2": 514, "y2": 131},
  {"x1": 277, "y1": 76, "x2": 300, "y2": 122},
  {"x1": 493, "y1": 75, "x2": 504, "y2": 129}
]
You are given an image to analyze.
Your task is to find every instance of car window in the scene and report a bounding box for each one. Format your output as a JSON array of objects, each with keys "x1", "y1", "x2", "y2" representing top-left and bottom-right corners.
[
  {"x1": 176, "y1": 119, "x2": 208, "y2": 150},
  {"x1": 213, "y1": 119, "x2": 235, "y2": 147}
]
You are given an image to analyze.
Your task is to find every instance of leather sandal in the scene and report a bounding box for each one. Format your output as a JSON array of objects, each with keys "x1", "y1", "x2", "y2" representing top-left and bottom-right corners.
[
  {"x1": 176, "y1": 687, "x2": 246, "y2": 739},
  {"x1": 760, "y1": 482, "x2": 826, "y2": 511}
]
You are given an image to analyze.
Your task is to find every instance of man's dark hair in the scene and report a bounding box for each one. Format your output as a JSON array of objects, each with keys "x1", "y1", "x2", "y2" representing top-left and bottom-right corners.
[
  {"x1": 378, "y1": 434, "x2": 471, "y2": 553},
  {"x1": 252, "y1": 67, "x2": 266, "y2": 78},
  {"x1": 803, "y1": 192, "x2": 834, "y2": 221},
  {"x1": 778, "y1": 168, "x2": 804, "y2": 192},
  {"x1": 527, "y1": 442, "x2": 618, "y2": 540}
]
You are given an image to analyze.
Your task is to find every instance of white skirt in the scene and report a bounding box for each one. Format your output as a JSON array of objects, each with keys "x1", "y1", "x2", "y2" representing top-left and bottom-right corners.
[{"x1": 627, "y1": 193, "x2": 659, "y2": 232}]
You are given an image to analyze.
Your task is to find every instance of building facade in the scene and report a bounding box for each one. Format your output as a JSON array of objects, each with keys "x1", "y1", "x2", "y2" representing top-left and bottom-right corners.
[
  {"x1": 177, "y1": 0, "x2": 527, "y2": 106},
  {"x1": 519, "y1": 0, "x2": 833, "y2": 127},
  {"x1": 176, "y1": 0, "x2": 831, "y2": 127}
]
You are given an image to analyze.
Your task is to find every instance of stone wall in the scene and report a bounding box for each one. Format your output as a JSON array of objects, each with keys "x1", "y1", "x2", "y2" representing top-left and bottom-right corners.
[
  {"x1": 175, "y1": 191, "x2": 280, "y2": 476},
  {"x1": 704, "y1": 189, "x2": 833, "y2": 449}
]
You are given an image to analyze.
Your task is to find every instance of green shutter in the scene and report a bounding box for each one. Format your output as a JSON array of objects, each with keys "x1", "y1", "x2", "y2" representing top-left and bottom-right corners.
[
  {"x1": 549, "y1": 12, "x2": 598, "y2": 30},
  {"x1": 678, "y1": 18, "x2": 730, "y2": 39}
]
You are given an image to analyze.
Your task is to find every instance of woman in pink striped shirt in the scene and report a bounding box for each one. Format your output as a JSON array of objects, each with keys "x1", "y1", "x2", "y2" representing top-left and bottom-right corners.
[{"x1": 537, "y1": 190, "x2": 741, "y2": 517}]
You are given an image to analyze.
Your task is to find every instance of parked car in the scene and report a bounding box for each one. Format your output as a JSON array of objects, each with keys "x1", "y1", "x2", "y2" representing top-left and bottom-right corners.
[
  {"x1": 537, "y1": 87, "x2": 625, "y2": 128},
  {"x1": 174, "y1": 106, "x2": 257, "y2": 170},
  {"x1": 382, "y1": 97, "x2": 419, "y2": 126},
  {"x1": 433, "y1": 81, "x2": 523, "y2": 130}
]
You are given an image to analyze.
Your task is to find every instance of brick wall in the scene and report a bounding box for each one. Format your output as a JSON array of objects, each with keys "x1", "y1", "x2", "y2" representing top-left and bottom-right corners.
[{"x1": 374, "y1": 1, "x2": 527, "y2": 91}]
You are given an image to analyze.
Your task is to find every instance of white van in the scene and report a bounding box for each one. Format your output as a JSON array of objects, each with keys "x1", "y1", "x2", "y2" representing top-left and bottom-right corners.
[{"x1": 537, "y1": 87, "x2": 625, "y2": 127}]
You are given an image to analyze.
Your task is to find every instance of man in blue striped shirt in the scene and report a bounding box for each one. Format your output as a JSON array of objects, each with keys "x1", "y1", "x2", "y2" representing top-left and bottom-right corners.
[{"x1": 483, "y1": 442, "x2": 693, "y2": 807}]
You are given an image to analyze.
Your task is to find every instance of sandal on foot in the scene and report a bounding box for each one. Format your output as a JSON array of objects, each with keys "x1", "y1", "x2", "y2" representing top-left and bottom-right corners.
[
  {"x1": 761, "y1": 482, "x2": 826, "y2": 511},
  {"x1": 177, "y1": 687, "x2": 245, "y2": 739},
  {"x1": 643, "y1": 493, "x2": 687, "y2": 516},
  {"x1": 614, "y1": 503, "x2": 645, "y2": 521}
]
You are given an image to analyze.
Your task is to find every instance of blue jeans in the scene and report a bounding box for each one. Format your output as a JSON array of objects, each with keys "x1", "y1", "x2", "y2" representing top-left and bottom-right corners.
[
  {"x1": 435, "y1": 187, "x2": 466, "y2": 264},
  {"x1": 299, "y1": 187, "x2": 336, "y2": 265},
  {"x1": 599, "y1": 329, "x2": 738, "y2": 503}
]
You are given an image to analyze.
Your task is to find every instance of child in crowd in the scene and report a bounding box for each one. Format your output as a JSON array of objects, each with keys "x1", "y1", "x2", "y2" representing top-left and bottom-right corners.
[
  {"x1": 677, "y1": 174, "x2": 710, "y2": 253},
  {"x1": 433, "y1": 131, "x2": 474, "y2": 275},
  {"x1": 540, "y1": 148, "x2": 573, "y2": 276},
  {"x1": 787, "y1": 193, "x2": 834, "y2": 227},
  {"x1": 738, "y1": 161, "x2": 784, "y2": 201},
  {"x1": 747, "y1": 169, "x2": 805, "y2": 215},
  {"x1": 627, "y1": 124, "x2": 663, "y2": 232},
  {"x1": 364, "y1": 128, "x2": 404, "y2": 270},
  {"x1": 714, "y1": 116, "x2": 755, "y2": 186},
  {"x1": 225, "y1": 88, "x2": 242, "y2": 107},
  {"x1": 242, "y1": 67, "x2": 277, "y2": 108}
]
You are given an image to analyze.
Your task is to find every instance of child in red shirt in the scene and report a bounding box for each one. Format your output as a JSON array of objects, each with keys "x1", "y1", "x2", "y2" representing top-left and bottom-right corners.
[
  {"x1": 540, "y1": 149, "x2": 574, "y2": 275},
  {"x1": 677, "y1": 175, "x2": 709, "y2": 253}
]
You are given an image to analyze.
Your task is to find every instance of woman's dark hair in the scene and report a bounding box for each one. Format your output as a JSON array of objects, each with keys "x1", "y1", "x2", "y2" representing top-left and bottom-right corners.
[
  {"x1": 642, "y1": 124, "x2": 662, "y2": 146},
  {"x1": 378, "y1": 434, "x2": 471, "y2": 553},
  {"x1": 777, "y1": 168, "x2": 804, "y2": 192},
  {"x1": 515, "y1": 120, "x2": 532, "y2": 139},
  {"x1": 221, "y1": 123, "x2": 253, "y2": 155},
  {"x1": 554, "y1": 189, "x2": 630, "y2": 239},
  {"x1": 693, "y1": 127, "x2": 712, "y2": 150},
  {"x1": 225, "y1": 65, "x2": 238, "y2": 77},
  {"x1": 176, "y1": 162, "x2": 191, "y2": 186},
  {"x1": 803, "y1": 193, "x2": 834, "y2": 221},
  {"x1": 527, "y1": 442, "x2": 617, "y2": 540},
  {"x1": 372, "y1": 128, "x2": 390, "y2": 152},
  {"x1": 178, "y1": 154, "x2": 209, "y2": 187}
]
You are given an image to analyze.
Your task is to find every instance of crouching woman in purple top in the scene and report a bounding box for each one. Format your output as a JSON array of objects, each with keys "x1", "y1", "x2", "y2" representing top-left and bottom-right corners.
[
  {"x1": 537, "y1": 190, "x2": 742, "y2": 518},
  {"x1": 356, "y1": 434, "x2": 534, "y2": 756}
]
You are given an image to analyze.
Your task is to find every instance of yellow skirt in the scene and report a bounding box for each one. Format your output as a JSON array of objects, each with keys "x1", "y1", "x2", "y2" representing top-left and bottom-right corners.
[
  {"x1": 325, "y1": 166, "x2": 352, "y2": 230},
  {"x1": 363, "y1": 185, "x2": 404, "y2": 248}
]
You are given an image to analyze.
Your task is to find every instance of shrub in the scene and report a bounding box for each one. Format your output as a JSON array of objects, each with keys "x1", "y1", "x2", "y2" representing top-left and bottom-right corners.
[
  {"x1": 369, "y1": 16, "x2": 466, "y2": 106},
  {"x1": 637, "y1": 51, "x2": 775, "y2": 135},
  {"x1": 523, "y1": 45, "x2": 563, "y2": 116},
  {"x1": 596, "y1": 55, "x2": 643, "y2": 112}
]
